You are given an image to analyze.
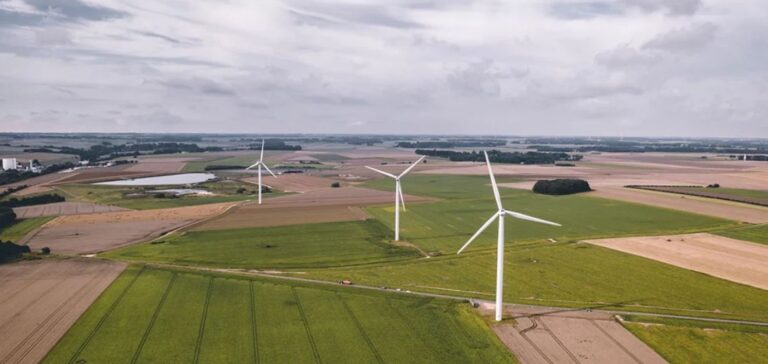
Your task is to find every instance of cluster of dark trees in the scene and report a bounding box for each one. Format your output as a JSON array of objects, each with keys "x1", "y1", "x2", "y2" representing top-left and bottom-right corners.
[
  {"x1": 415, "y1": 149, "x2": 581, "y2": 164},
  {"x1": 25, "y1": 142, "x2": 224, "y2": 162},
  {"x1": 0, "y1": 207, "x2": 16, "y2": 229},
  {"x1": 0, "y1": 185, "x2": 27, "y2": 198},
  {"x1": 204, "y1": 165, "x2": 243, "y2": 171},
  {"x1": 732, "y1": 155, "x2": 768, "y2": 161},
  {"x1": 0, "y1": 241, "x2": 30, "y2": 262},
  {"x1": 0, "y1": 194, "x2": 65, "y2": 208},
  {"x1": 533, "y1": 179, "x2": 592, "y2": 195},
  {"x1": 397, "y1": 140, "x2": 507, "y2": 148},
  {"x1": 531, "y1": 140, "x2": 768, "y2": 155},
  {"x1": 248, "y1": 139, "x2": 302, "y2": 151}
]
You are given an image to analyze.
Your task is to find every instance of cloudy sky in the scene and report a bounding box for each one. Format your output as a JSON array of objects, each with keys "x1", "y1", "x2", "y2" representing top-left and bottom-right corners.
[{"x1": 1, "y1": 0, "x2": 766, "y2": 137}]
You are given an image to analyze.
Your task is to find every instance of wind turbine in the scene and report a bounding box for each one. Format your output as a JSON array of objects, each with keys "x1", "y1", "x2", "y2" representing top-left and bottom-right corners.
[
  {"x1": 457, "y1": 151, "x2": 561, "y2": 322},
  {"x1": 365, "y1": 155, "x2": 426, "y2": 241},
  {"x1": 246, "y1": 139, "x2": 277, "y2": 205}
]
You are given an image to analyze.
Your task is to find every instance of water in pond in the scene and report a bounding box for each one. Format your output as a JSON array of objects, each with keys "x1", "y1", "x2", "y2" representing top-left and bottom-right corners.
[{"x1": 95, "y1": 173, "x2": 215, "y2": 186}]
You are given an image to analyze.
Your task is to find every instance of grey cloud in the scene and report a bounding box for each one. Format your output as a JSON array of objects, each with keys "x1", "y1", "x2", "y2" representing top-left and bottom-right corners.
[
  {"x1": 136, "y1": 31, "x2": 181, "y2": 44},
  {"x1": 25, "y1": 0, "x2": 127, "y2": 22},
  {"x1": 595, "y1": 45, "x2": 659, "y2": 68},
  {"x1": 285, "y1": 1, "x2": 422, "y2": 29},
  {"x1": 447, "y1": 60, "x2": 526, "y2": 97},
  {"x1": 549, "y1": 0, "x2": 700, "y2": 19},
  {"x1": 156, "y1": 77, "x2": 236, "y2": 96},
  {"x1": 643, "y1": 23, "x2": 718, "y2": 51}
]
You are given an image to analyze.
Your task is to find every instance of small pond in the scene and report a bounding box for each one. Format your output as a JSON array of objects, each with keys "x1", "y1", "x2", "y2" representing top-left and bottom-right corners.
[{"x1": 94, "y1": 173, "x2": 216, "y2": 186}]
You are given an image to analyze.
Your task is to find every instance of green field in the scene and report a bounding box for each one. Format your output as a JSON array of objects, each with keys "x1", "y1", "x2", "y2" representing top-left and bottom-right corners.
[
  {"x1": 182, "y1": 153, "x2": 275, "y2": 172},
  {"x1": 715, "y1": 224, "x2": 768, "y2": 245},
  {"x1": 623, "y1": 316, "x2": 768, "y2": 363},
  {"x1": 44, "y1": 266, "x2": 514, "y2": 364},
  {"x1": 365, "y1": 175, "x2": 734, "y2": 253},
  {"x1": 0, "y1": 216, "x2": 53, "y2": 242},
  {"x1": 104, "y1": 220, "x2": 421, "y2": 269},
  {"x1": 53, "y1": 180, "x2": 279, "y2": 210}
]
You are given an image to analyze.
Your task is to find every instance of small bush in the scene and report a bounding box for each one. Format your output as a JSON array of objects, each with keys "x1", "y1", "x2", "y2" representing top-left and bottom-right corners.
[
  {"x1": 0, "y1": 207, "x2": 16, "y2": 229},
  {"x1": 533, "y1": 179, "x2": 592, "y2": 195},
  {"x1": 0, "y1": 241, "x2": 30, "y2": 262},
  {"x1": 41, "y1": 247, "x2": 51, "y2": 255},
  {"x1": 331, "y1": 182, "x2": 341, "y2": 188}
]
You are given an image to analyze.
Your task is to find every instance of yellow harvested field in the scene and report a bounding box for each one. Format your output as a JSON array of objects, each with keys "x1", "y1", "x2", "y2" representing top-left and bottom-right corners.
[
  {"x1": 13, "y1": 202, "x2": 128, "y2": 218},
  {"x1": 587, "y1": 233, "x2": 768, "y2": 291},
  {"x1": 0, "y1": 259, "x2": 125, "y2": 364}
]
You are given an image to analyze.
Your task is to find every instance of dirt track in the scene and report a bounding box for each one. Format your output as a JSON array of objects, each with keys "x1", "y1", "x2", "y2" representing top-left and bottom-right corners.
[
  {"x1": 587, "y1": 233, "x2": 768, "y2": 291},
  {"x1": 0, "y1": 259, "x2": 125, "y2": 364},
  {"x1": 26, "y1": 203, "x2": 236, "y2": 254},
  {"x1": 13, "y1": 202, "x2": 128, "y2": 219},
  {"x1": 486, "y1": 303, "x2": 667, "y2": 364}
]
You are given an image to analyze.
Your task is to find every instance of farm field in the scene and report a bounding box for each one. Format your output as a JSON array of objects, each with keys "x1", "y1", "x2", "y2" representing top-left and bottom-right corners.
[
  {"x1": 43, "y1": 266, "x2": 514, "y2": 364},
  {"x1": 0, "y1": 259, "x2": 125, "y2": 364},
  {"x1": 13, "y1": 202, "x2": 127, "y2": 218},
  {"x1": 364, "y1": 175, "x2": 733, "y2": 253},
  {"x1": 716, "y1": 224, "x2": 768, "y2": 245},
  {"x1": 586, "y1": 233, "x2": 768, "y2": 290},
  {"x1": 53, "y1": 181, "x2": 268, "y2": 210},
  {"x1": 299, "y1": 240, "x2": 768, "y2": 322},
  {"x1": 182, "y1": 152, "x2": 269, "y2": 172},
  {"x1": 629, "y1": 186, "x2": 768, "y2": 207},
  {"x1": 623, "y1": 316, "x2": 768, "y2": 363},
  {"x1": 0, "y1": 216, "x2": 53, "y2": 241},
  {"x1": 26, "y1": 203, "x2": 235, "y2": 254},
  {"x1": 106, "y1": 220, "x2": 421, "y2": 269}
]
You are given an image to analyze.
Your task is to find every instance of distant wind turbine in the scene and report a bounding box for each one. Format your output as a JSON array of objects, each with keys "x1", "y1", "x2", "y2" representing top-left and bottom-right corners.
[
  {"x1": 457, "y1": 151, "x2": 561, "y2": 322},
  {"x1": 246, "y1": 139, "x2": 277, "y2": 205},
  {"x1": 365, "y1": 155, "x2": 426, "y2": 241}
]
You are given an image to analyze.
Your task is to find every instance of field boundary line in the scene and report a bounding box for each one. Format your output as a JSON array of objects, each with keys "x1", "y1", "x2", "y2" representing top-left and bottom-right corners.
[
  {"x1": 131, "y1": 272, "x2": 177, "y2": 364},
  {"x1": 249, "y1": 281, "x2": 260, "y2": 364},
  {"x1": 291, "y1": 287, "x2": 322, "y2": 364},
  {"x1": 68, "y1": 266, "x2": 146, "y2": 364},
  {"x1": 337, "y1": 294, "x2": 383, "y2": 364},
  {"x1": 193, "y1": 277, "x2": 214, "y2": 364}
]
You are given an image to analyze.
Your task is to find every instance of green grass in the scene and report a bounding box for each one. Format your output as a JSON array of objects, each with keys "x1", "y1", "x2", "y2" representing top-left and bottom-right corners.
[
  {"x1": 44, "y1": 266, "x2": 515, "y2": 364},
  {"x1": 182, "y1": 153, "x2": 271, "y2": 172},
  {"x1": 53, "y1": 180, "x2": 278, "y2": 210},
  {"x1": 715, "y1": 224, "x2": 768, "y2": 245},
  {"x1": 299, "y1": 240, "x2": 768, "y2": 322},
  {"x1": 623, "y1": 316, "x2": 768, "y2": 363},
  {"x1": 104, "y1": 220, "x2": 422, "y2": 269},
  {"x1": 0, "y1": 216, "x2": 53, "y2": 242},
  {"x1": 676, "y1": 187, "x2": 768, "y2": 200}
]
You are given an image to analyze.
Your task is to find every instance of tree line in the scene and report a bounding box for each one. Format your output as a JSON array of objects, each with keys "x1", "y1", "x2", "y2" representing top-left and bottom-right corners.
[{"x1": 415, "y1": 149, "x2": 581, "y2": 164}]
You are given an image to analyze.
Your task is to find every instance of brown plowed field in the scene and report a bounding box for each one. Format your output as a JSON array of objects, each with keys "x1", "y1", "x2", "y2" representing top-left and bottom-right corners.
[
  {"x1": 193, "y1": 186, "x2": 425, "y2": 230},
  {"x1": 587, "y1": 233, "x2": 768, "y2": 291},
  {"x1": 591, "y1": 187, "x2": 768, "y2": 223},
  {"x1": 25, "y1": 203, "x2": 236, "y2": 254},
  {"x1": 487, "y1": 304, "x2": 667, "y2": 364},
  {"x1": 0, "y1": 259, "x2": 125, "y2": 364},
  {"x1": 13, "y1": 202, "x2": 128, "y2": 219},
  {"x1": 243, "y1": 174, "x2": 338, "y2": 193}
]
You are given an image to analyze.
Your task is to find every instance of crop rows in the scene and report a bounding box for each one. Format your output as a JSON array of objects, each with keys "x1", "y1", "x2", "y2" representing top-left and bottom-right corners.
[{"x1": 45, "y1": 266, "x2": 513, "y2": 364}]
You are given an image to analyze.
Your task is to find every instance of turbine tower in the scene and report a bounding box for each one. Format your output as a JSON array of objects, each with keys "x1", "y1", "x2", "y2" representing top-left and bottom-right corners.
[
  {"x1": 457, "y1": 151, "x2": 561, "y2": 322},
  {"x1": 365, "y1": 155, "x2": 426, "y2": 241},
  {"x1": 246, "y1": 139, "x2": 277, "y2": 204}
]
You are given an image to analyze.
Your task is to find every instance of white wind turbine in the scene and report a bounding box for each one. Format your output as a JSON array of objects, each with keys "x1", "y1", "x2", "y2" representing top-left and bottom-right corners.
[
  {"x1": 457, "y1": 151, "x2": 561, "y2": 322},
  {"x1": 365, "y1": 155, "x2": 426, "y2": 241},
  {"x1": 246, "y1": 139, "x2": 277, "y2": 205}
]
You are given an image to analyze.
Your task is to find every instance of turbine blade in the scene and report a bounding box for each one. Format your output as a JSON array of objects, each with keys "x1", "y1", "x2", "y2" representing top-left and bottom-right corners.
[
  {"x1": 398, "y1": 182, "x2": 406, "y2": 211},
  {"x1": 365, "y1": 166, "x2": 397, "y2": 179},
  {"x1": 398, "y1": 155, "x2": 426, "y2": 178},
  {"x1": 246, "y1": 161, "x2": 261, "y2": 170},
  {"x1": 260, "y1": 139, "x2": 265, "y2": 162},
  {"x1": 504, "y1": 210, "x2": 561, "y2": 227},
  {"x1": 262, "y1": 164, "x2": 278, "y2": 178},
  {"x1": 484, "y1": 151, "x2": 503, "y2": 211},
  {"x1": 457, "y1": 213, "x2": 498, "y2": 254}
]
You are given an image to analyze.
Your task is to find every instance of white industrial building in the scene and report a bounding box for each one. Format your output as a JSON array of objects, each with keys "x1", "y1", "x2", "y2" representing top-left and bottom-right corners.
[{"x1": 1, "y1": 158, "x2": 18, "y2": 171}]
